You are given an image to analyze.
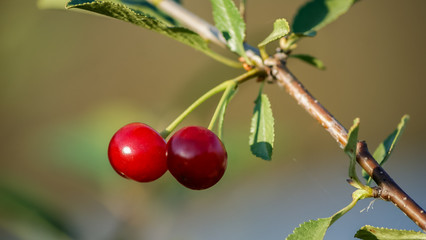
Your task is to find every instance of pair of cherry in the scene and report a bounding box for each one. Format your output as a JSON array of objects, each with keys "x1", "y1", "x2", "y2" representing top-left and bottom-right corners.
[{"x1": 108, "y1": 123, "x2": 227, "y2": 190}]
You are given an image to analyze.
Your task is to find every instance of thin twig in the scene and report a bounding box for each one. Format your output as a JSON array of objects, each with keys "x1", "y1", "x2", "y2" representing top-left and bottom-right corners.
[
  {"x1": 269, "y1": 54, "x2": 426, "y2": 231},
  {"x1": 269, "y1": 55, "x2": 348, "y2": 148},
  {"x1": 357, "y1": 141, "x2": 426, "y2": 230}
]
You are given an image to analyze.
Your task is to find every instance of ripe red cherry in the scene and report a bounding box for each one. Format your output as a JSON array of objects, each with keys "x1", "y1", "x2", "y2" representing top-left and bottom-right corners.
[
  {"x1": 108, "y1": 123, "x2": 167, "y2": 182},
  {"x1": 167, "y1": 126, "x2": 227, "y2": 190}
]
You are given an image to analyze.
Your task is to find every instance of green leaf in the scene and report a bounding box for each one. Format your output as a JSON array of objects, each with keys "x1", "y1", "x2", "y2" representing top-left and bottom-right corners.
[
  {"x1": 344, "y1": 118, "x2": 359, "y2": 181},
  {"x1": 249, "y1": 86, "x2": 274, "y2": 160},
  {"x1": 286, "y1": 217, "x2": 332, "y2": 240},
  {"x1": 258, "y1": 18, "x2": 290, "y2": 48},
  {"x1": 66, "y1": 0, "x2": 240, "y2": 67},
  {"x1": 39, "y1": 0, "x2": 180, "y2": 25},
  {"x1": 66, "y1": 0, "x2": 203, "y2": 49},
  {"x1": 289, "y1": 54, "x2": 325, "y2": 70},
  {"x1": 355, "y1": 225, "x2": 426, "y2": 240},
  {"x1": 373, "y1": 114, "x2": 409, "y2": 166},
  {"x1": 286, "y1": 189, "x2": 371, "y2": 240},
  {"x1": 362, "y1": 115, "x2": 410, "y2": 183},
  {"x1": 120, "y1": 0, "x2": 181, "y2": 26},
  {"x1": 292, "y1": 0, "x2": 355, "y2": 35},
  {"x1": 211, "y1": 0, "x2": 249, "y2": 62},
  {"x1": 217, "y1": 82, "x2": 238, "y2": 139}
]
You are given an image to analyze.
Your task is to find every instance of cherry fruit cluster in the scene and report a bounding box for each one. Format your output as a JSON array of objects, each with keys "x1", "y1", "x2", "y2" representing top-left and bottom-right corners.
[{"x1": 108, "y1": 123, "x2": 227, "y2": 190}]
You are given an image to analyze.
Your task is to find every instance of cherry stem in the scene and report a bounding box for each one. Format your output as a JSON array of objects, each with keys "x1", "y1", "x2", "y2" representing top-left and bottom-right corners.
[
  {"x1": 207, "y1": 80, "x2": 237, "y2": 131},
  {"x1": 160, "y1": 68, "x2": 264, "y2": 139},
  {"x1": 204, "y1": 49, "x2": 244, "y2": 68},
  {"x1": 330, "y1": 189, "x2": 371, "y2": 226}
]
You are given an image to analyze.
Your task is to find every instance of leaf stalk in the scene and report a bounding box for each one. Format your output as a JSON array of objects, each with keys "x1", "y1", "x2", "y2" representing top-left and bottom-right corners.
[{"x1": 161, "y1": 68, "x2": 264, "y2": 139}]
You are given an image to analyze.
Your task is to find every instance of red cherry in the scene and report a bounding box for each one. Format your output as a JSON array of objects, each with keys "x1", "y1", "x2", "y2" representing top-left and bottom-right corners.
[
  {"x1": 108, "y1": 123, "x2": 167, "y2": 182},
  {"x1": 167, "y1": 126, "x2": 227, "y2": 190}
]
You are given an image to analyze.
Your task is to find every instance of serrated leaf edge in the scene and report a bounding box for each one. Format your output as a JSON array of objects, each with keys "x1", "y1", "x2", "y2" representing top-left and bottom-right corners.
[
  {"x1": 211, "y1": 0, "x2": 248, "y2": 62},
  {"x1": 285, "y1": 217, "x2": 332, "y2": 240},
  {"x1": 360, "y1": 225, "x2": 425, "y2": 233},
  {"x1": 355, "y1": 225, "x2": 426, "y2": 239},
  {"x1": 258, "y1": 18, "x2": 290, "y2": 48}
]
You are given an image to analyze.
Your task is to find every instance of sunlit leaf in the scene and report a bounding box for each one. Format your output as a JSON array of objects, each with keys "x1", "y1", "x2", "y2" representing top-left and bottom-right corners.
[
  {"x1": 39, "y1": 0, "x2": 180, "y2": 25},
  {"x1": 344, "y1": 118, "x2": 359, "y2": 180},
  {"x1": 258, "y1": 18, "x2": 290, "y2": 48},
  {"x1": 120, "y1": 0, "x2": 180, "y2": 26},
  {"x1": 286, "y1": 188, "x2": 371, "y2": 240},
  {"x1": 286, "y1": 217, "x2": 332, "y2": 240},
  {"x1": 66, "y1": 0, "x2": 240, "y2": 66},
  {"x1": 217, "y1": 82, "x2": 238, "y2": 139},
  {"x1": 249, "y1": 85, "x2": 274, "y2": 160},
  {"x1": 355, "y1": 225, "x2": 426, "y2": 240},
  {"x1": 211, "y1": 0, "x2": 248, "y2": 62}
]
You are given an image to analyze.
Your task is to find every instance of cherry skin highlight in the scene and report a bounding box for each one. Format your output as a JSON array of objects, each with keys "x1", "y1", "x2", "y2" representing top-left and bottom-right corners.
[
  {"x1": 108, "y1": 122, "x2": 167, "y2": 182},
  {"x1": 167, "y1": 126, "x2": 227, "y2": 190}
]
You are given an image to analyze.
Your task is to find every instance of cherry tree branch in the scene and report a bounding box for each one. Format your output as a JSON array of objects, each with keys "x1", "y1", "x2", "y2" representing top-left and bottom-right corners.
[
  {"x1": 268, "y1": 55, "x2": 426, "y2": 231},
  {"x1": 357, "y1": 141, "x2": 426, "y2": 230},
  {"x1": 268, "y1": 56, "x2": 349, "y2": 148},
  {"x1": 154, "y1": 0, "x2": 426, "y2": 231}
]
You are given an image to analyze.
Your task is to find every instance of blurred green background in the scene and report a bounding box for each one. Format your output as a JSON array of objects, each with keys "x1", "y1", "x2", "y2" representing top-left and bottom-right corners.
[{"x1": 1, "y1": 0, "x2": 426, "y2": 239}]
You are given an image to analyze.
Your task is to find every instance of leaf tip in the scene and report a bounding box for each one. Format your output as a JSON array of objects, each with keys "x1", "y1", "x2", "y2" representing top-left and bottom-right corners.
[{"x1": 402, "y1": 114, "x2": 410, "y2": 122}]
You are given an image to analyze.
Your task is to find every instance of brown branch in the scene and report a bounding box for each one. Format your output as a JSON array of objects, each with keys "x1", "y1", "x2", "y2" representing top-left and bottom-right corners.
[
  {"x1": 269, "y1": 54, "x2": 348, "y2": 148},
  {"x1": 357, "y1": 141, "x2": 426, "y2": 230},
  {"x1": 268, "y1": 53, "x2": 426, "y2": 231}
]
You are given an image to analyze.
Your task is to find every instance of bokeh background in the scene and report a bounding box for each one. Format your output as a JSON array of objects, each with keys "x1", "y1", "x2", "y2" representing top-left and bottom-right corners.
[{"x1": 1, "y1": 0, "x2": 426, "y2": 239}]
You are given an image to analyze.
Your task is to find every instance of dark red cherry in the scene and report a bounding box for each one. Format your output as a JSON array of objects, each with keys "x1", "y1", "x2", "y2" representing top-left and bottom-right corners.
[
  {"x1": 167, "y1": 126, "x2": 227, "y2": 190},
  {"x1": 108, "y1": 123, "x2": 167, "y2": 182}
]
